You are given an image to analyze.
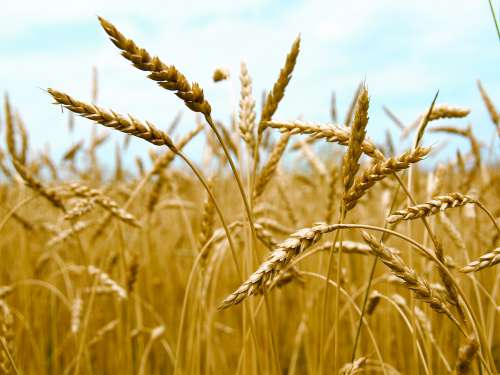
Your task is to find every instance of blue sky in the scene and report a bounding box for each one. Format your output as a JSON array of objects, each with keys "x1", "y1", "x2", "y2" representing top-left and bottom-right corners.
[{"x1": 1, "y1": 0, "x2": 499, "y2": 170}]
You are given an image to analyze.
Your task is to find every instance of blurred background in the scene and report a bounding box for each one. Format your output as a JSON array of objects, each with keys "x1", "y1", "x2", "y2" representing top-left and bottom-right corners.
[{"x1": 1, "y1": 0, "x2": 499, "y2": 169}]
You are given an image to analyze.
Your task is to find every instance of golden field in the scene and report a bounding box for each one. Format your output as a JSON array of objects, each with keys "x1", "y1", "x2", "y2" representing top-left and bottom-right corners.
[{"x1": 0, "y1": 16, "x2": 499, "y2": 375}]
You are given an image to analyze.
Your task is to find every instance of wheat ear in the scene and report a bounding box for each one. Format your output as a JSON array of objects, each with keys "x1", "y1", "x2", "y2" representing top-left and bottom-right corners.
[
  {"x1": 460, "y1": 247, "x2": 499, "y2": 273},
  {"x1": 199, "y1": 179, "x2": 216, "y2": 262},
  {"x1": 264, "y1": 120, "x2": 384, "y2": 160},
  {"x1": 344, "y1": 146, "x2": 431, "y2": 210},
  {"x1": 339, "y1": 356, "x2": 367, "y2": 374},
  {"x1": 361, "y1": 232, "x2": 454, "y2": 317},
  {"x1": 454, "y1": 336, "x2": 479, "y2": 375},
  {"x1": 258, "y1": 34, "x2": 301, "y2": 133},
  {"x1": 402, "y1": 104, "x2": 470, "y2": 139},
  {"x1": 48, "y1": 89, "x2": 177, "y2": 150},
  {"x1": 427, "y1": 105, "x2": 470, "y2": 121},
  {"x1": 429, "y1": 126, "x2": 470, "y2": 138},
  {"x1": 0, "y1": 300, "x2": 15, "y2": 375},
  {"x1": 477, "y1": 80, "x2": 499, "y2": 128},
  {"x1": 343, "y1": 85, "x2": 369, "y2": 191},
  {"x1": 386, "y1": 193, "x2": 475, "y2": 224},
  {"x1": 98, "y1": 16, "x2": 211, "y2": 115},
  {"x1": 253, "y1": 132, "x2": 291, "y2": 199},
  {"x1": 70, "y1": 292, "x2": 83, "y2": 334},
  {"x1": 3, "y1": 95, "x2": 18, "y2": 163},
  {"x1": 238, "y1": 62, "x2": 256, "y2": 151},
  {"x1": 47, "y1": 221, "x2": 92, "y2": 247},
  {"x1": 12, "y1": 159, "x2": 65, "y2": 210},
  {"x1": 64, "y1": 198, "x2": 96, "y2": 221},
  {"x1": 219, "y1": 223, "x2": 335, "y2": 309},
  {"x1": 62, "y1": 183, "x2": 141, "y2": 228}
]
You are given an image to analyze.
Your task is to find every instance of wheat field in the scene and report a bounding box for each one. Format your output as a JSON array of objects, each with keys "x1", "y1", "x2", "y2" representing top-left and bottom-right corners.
[{"x1": 0, "y1": 16, "x2": 499, "y2": 375}]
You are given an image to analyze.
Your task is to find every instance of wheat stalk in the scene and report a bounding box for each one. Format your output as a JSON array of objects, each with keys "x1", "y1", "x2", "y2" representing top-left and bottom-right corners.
[{"x1": 151, "y1": 122, "x2": 203, "y2": 176}]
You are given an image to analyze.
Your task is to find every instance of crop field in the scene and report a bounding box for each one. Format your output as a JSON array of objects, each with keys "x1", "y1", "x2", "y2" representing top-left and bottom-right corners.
[{"x1": 0, "y1": 15, "x2": 499, "y2": 375}]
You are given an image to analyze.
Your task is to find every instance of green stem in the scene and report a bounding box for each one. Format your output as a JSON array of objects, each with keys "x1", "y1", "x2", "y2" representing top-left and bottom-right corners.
[{"x1": 488, "y1": 0, "x2": 500, "y2": 41}]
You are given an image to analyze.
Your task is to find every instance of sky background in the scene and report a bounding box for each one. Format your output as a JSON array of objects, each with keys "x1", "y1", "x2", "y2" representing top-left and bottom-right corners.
[{"x1": 1, "y1": 0, "x2": 499, "y2": 172}]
